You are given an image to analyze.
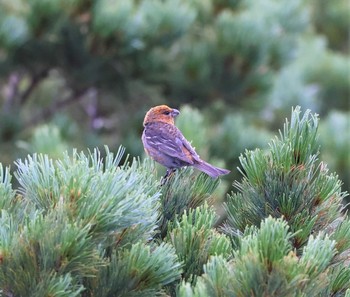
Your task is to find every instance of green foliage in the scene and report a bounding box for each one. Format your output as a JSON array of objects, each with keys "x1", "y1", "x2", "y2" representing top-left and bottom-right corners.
[
  {"x1": 0, "y1": 0, "x2": 349, "y2": 288},
  {"x1": 239, "y1": 216, "x2": 293, "y2": 265},
  {"x1": 0, "y1": 165, "x2": 15, "y2": 211},
  {"x1": 14, "y1": 147, "x2": 160, "y2": 244},
  {"x1": 297, "y1": 37, "x2": 349, "y2": 113},
  {"x1": 180, "y1": 216, "x2": 346, "y2": 297},
  {"x1": 166, "y1": 204, "x2": 231, "y2": 282},
  {"x1": 178, "y1": 255, "x2": 233, "y2": 297},
  {"x1": 92, "y1": 242, "x2": 182, "y2": 297},
  {"x1": 210, "y1": 112, "x2": 272, "y2": 181},
  {"x1": 0, "y1": 0, "x2": 347, "y2": 109},
  {"x1": 330, "y1": 217, "x2": 350, "y2": 254},
  {"x1": 0, "y1": 207, "x2": 97, "y2": 296},
  {"x1": 0, "y1": 107, "x2": 349, "y2": 296},
  {"x1": 0, "y1": 146, "x2": 185, "y2": 296},
  {"x1": 330, "y1": 266, "x2": 350, "y2": 297},
  {"x1": 267, "y1": 35, "x2": 349, "y2": 116},
  {"x1": 0, "y1": 144, "x2": 231, "y2": 296},
  {"x1": 320, "y1": 111, "x2": 350, "y2": 194},
  {"x1": 311, "y1": 0, "x2": 350, "y2": 52},
  {"x1": 224, "y1": 107, "x2": 347, "y2": 250},
  {"x1": 216, "y1": 0, "x2": 308, "y2": 59},
  {"x1": 92, "y1": 0, "x2": 196, "y2": 43},
  {"x1": 17, "y1": 124, "x2": 68, "y2": 158},
  {"x1": 230, "y1": 217, "x2": 301, "y2": 297},
  {"x1": 300, "y1": 232, "x2": 335, "y2": 275},
  {"x1": 158, "y1": 168, "x2": 220, "y2": 237}
]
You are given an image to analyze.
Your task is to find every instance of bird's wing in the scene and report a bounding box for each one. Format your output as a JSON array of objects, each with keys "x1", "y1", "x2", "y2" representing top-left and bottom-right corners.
[
  {"x1": 143, "y1": 122, "x2": 199, "y2": 165},
  {"x1": 178, "y1": 133, "x2": 201, "y2": 163}
]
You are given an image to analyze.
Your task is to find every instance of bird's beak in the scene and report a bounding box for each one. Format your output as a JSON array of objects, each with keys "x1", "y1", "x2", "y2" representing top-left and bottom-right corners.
[{"x1": 171, "y1": 109, "x2": 180, "y2": 117}]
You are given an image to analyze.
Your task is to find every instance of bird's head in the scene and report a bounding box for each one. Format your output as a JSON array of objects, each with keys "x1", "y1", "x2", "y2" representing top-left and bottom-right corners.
[{"x1": 143, "y1": 105, "x2": 180, "y2": 126}]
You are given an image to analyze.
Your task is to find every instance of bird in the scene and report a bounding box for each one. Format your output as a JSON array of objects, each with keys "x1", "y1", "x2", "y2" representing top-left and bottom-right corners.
[{"x1": 142, "y1": 105, "x2": 230, "y2": 181}]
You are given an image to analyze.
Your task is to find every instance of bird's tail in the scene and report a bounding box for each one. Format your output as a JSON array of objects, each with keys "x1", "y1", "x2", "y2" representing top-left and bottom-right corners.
[{"x1": 194, "y1": 161, "x2": 230, "y2": 178}]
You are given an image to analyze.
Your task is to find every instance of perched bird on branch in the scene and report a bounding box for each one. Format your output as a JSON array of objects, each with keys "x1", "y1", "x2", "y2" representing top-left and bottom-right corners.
[{"x1": 142, "y1": 105, "x2": 230, "y2": 181}]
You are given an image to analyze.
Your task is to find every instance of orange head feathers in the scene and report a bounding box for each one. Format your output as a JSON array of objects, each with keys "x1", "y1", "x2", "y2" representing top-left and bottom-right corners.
[{"x1": 143, "y1": 105, "x2": 180, "y2": 126}]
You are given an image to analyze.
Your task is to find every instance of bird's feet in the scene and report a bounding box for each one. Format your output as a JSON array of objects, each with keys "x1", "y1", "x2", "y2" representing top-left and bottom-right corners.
[{"x1": 160, "y1": 168, "x2": 177, "y2": 186}]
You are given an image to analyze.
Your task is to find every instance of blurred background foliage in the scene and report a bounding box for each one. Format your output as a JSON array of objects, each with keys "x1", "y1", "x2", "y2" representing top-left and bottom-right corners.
[{"x1": 0, "y1": 0, "x2": 349, "y2": 198}]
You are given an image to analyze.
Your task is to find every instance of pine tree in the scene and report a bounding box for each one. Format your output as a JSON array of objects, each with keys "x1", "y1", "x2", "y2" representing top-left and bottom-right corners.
[
  {"x1": 0, "y1": 107, "x2": 349, "y2": 296},
  {"x1": 180, "y1": 107, "x2": 350, "y2": 296},
  {"x1": 0, "y1": 147, "x2": 182, "y2": 296}
]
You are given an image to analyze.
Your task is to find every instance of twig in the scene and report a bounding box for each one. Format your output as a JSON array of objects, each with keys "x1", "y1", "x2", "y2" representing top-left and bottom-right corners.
[
  {"x1": 19, "y1": 69, "x2": 49, "y2": 105},
  {"x1": 26, "y1": 88, "x2": 88, "y2": 127},
  {"x1": 3, "y1": 72, "x2": 20, "y2": 111}
]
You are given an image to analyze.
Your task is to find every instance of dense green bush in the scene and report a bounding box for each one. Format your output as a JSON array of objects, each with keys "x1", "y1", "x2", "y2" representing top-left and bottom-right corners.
[{"x1": 0, "y1": 108, "x2": 349, "y2": 296}]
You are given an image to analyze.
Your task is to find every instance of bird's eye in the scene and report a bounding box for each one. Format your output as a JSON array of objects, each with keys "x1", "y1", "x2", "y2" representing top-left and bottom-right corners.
[{"x1": 163, "y1": 111, "x2": 170, "y2": 115}]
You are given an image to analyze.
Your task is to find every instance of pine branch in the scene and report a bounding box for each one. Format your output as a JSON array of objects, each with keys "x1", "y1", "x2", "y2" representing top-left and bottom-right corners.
[
  {"x1": 0, "y1": 165, "x2": 16, "y2": 212},
  {"x1": 0, "y1": 145, "x2": 188, "y2": 296},
  {"x1": 19, "y1": 69, "x2": 50, "y2": 105},
  {"x1": 330, "y1": 266, "x2": 350, "y2": 296},
  {"x1": 26, "y1": 88, "x2": 88, "y2": 127},
  {"x1": 158, "y1": 169, "x2": 220, "y2": 238},
  {"x1": 0, "y1": 203, "x2": 101, "y2": 296},
  {"x1": 180, "y1": 216, "x2": 346, "y2": 297},
  {"x1": 14, "y1": 146, "x2": 161, "y2": 245},
  {"x1": 166, "y1": 204, "x2": 231, "y2": 283},
  {"x1": 223, "y1": 106, "x2": 348, "y2": 251},
  {"x1": 91, "y1": 242, "x2": 182, "y2": 297}
]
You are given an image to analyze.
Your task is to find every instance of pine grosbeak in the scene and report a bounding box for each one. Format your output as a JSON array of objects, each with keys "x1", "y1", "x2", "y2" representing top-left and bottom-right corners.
[{"x1": 142, "y1": 105, "x2": 230, "y2": 179}]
